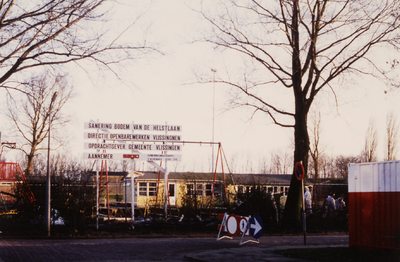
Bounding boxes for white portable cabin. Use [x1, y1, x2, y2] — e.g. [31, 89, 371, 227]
[348, 161, 400, 250]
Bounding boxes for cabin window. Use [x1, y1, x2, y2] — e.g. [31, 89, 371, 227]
[186, 184, 194, 195]
[213, 184, 222, 197]
[196, 184, 204, 196]
[205, 184, 212, 196]
[169, 184, 175, 197]
[283, 187, 289, 196]
[139, 182, 147, 196]
[148, 182, 157, 196]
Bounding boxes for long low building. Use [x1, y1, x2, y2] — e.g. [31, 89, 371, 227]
[91, 171, 299, 208]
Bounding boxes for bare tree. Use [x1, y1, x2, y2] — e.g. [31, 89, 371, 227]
[334, 155, 359, 180]
[270, 151, 282, 174]
[0, 1, 154, 93]
[243, 152, 254, 173]
[308, 109, 325, 213]
[6, 73, 73, 176]
[258, 156, 269, 174]
[308, 108, 324, 182]
[362, 118, 379, 162]
[228, 153, 239, 173]
[385, 111, 399, 161]
[319, 154, 334, 179]
[282, 151, 293, 174]
[198, 0, 400, 228]
[270, 150, 292, 174]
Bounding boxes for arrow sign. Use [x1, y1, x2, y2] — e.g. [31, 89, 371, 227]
[249, 215, 263, 239]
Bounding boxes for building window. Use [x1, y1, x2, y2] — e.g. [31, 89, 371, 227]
[149, 182, 157, 196]
[187, 184, 194, 195]
[205, 184, 212, 196]
[283, 187, 289, 196]
[196, 184, 204, 196]
[169, 184, 175, 197]
[139, 182, 147, 196]
[237, 186, 243, 194]
[214, 184, 222, 197]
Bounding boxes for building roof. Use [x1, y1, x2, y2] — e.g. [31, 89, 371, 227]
[88, 171, 129, 177]
[136, 171, 300, 186]
[87, 171, 312, 186]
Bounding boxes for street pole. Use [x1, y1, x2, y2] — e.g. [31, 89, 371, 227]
[131, 171, 135, 227]
[302, 177, 306, 245]
[45, 92, 58, 237]
[164, 122, 168, 220]
[211, 69, 216, 174]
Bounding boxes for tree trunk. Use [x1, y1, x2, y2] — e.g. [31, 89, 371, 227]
[282, 0, 310, 230]
[25, 151, 35, 177]
[25, 137, 40, 177]
[282, 106, 310, 230]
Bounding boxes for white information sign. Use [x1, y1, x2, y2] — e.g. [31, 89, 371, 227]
[84, 143, 128, 150]
[83, 153, 181, 161]
[145, 154, 182, 161]
[83, 153, 144, 161]
[84, 132, 182, 142]
[84, 122, 181, 132]
[84, 143, 182, 151]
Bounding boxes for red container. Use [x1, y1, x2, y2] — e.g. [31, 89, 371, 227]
[348, 161, 400, 250]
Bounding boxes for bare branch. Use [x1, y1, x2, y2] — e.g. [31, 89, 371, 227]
[196, 0, 400, 228]
[385, 111, 398, 161]
[6, 72, 74, 176]
[0, 1, 156, 93]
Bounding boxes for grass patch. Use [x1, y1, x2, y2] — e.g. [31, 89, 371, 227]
[275, 247, 399, 262]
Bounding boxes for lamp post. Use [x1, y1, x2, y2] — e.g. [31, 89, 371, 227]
[45, 91, 58, 237]
[211, 69, 216, 174]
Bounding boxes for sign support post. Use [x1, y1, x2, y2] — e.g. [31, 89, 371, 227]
[131, 171, 135, 227]
[302, 178, 306, 245]
[240, 215, 262, 245]
[95, 119, 100, 230]
[164, 122, 168, 220]
[131, 121, 135, 227]
[216, 213, 233, 241]
[295, 161, 306, 245]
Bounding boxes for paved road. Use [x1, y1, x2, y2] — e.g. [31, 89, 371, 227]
[0, 235, 348, 262]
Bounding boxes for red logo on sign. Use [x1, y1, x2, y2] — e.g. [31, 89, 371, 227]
[123, 154, 139, 159]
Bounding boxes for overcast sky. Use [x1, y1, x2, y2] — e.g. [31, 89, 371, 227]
[1, 0, 400, 173]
